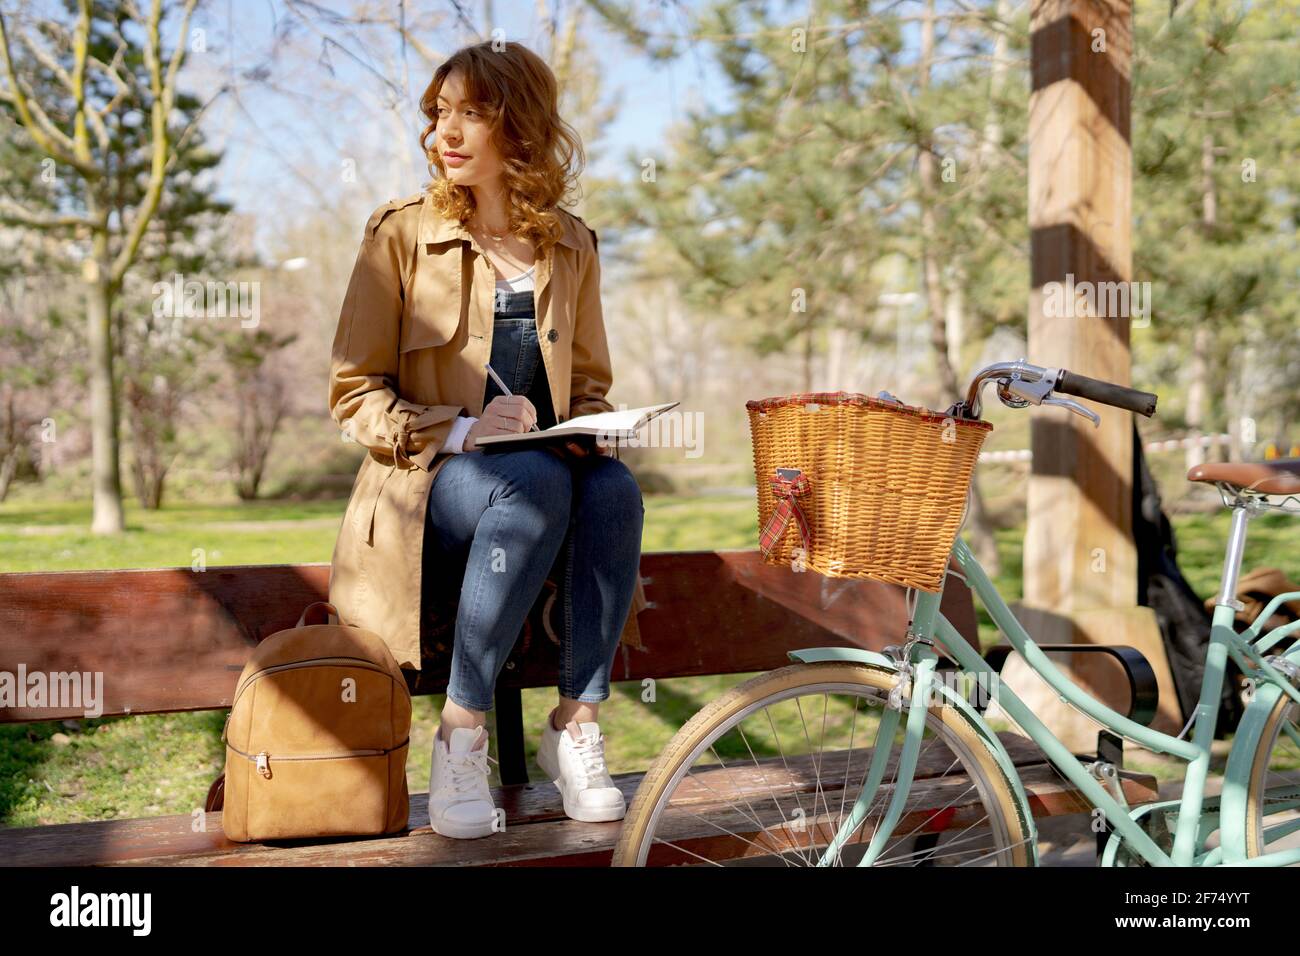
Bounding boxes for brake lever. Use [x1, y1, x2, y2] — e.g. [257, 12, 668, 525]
[1000, 376, 1055, 406]
[1043, 395, 1101, 428]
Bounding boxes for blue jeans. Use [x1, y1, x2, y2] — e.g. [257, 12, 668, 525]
[424, 303, 643, 712]
[425, 449, 644, 712]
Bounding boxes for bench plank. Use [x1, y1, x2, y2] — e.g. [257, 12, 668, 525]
[0, 733, 1156, 867]
[0, 552, 979, 721]
[133, 766, 1160, 868]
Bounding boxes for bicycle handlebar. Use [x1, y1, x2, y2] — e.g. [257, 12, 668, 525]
[959, 360, 1159, 421]
[1055, 370, 1157, 418]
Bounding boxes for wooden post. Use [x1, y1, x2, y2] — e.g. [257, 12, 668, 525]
[997, 0, 1182, 750]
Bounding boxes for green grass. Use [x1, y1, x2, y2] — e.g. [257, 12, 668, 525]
[1, 492, 1296, 824]
[966, 509, 1299, 651]
[0, 494, 759, 572]
[0, 498, 346, 571]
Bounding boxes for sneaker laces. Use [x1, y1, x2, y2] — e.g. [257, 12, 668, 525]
[442, 742, 498, 798]
[570, 731, 612, 787]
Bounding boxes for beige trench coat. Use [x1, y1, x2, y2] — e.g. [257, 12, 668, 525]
[327, 190, 647, 671]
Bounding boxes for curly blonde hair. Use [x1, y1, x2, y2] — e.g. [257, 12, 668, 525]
[419, 41, 587, 257]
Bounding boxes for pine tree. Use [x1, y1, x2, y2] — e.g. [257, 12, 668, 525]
[1131, 0, 1300, 463]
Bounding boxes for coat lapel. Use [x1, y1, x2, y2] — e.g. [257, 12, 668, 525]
[414, 192, 584, 416]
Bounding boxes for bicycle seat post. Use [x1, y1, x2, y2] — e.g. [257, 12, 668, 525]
[1215, 490, 1256, 613]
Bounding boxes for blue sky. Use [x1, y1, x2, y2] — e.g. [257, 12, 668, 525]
[180, 0, 728, 238]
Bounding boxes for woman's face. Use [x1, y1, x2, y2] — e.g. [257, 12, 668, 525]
[434, 71, 503, 190]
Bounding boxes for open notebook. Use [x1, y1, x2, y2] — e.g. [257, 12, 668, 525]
[475, 402, 680, 451]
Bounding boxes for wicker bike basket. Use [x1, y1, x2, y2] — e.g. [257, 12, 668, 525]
[746, 391, 993, 592]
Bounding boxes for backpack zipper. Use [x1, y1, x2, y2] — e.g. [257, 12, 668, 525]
[227, 739, 411, 779]
[223, 657, 405, 748]
[228, 655, 400, 717]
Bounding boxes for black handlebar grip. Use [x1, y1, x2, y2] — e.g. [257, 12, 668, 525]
[1056, 370, 1158, 417]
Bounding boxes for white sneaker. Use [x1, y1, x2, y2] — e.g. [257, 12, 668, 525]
[428, 724, 499, 839]
[536, 709, 626, 823]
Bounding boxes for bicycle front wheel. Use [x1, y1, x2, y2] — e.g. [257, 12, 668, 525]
[611, 661, 1033, 866]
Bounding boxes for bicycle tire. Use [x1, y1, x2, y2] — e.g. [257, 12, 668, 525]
[611, 661, 1033, 866]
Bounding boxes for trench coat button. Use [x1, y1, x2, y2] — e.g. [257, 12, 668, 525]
[547, 328, 559, 342]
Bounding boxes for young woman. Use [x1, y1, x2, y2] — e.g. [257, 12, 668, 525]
[327, 41, 644, 840]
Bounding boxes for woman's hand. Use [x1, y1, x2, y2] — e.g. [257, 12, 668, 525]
[463, 395, 537, 452]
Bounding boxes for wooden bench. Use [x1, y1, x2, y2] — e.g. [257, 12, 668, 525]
[0, 552, 1158, 866]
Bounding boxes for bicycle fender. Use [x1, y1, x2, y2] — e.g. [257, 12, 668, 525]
[787, 646, 897, 670]
[787, 646, 1039, 864]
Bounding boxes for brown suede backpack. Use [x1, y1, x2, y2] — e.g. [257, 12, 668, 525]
[221, 601, 412, 842]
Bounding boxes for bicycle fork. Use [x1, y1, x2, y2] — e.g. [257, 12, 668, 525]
[816, 651, 938, 867]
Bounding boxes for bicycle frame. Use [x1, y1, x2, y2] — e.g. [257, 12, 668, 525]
[766, 360, 1300, 866]
[886, 532, 1300, 867]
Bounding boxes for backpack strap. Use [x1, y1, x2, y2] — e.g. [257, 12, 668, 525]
[297, 602, 340, 628]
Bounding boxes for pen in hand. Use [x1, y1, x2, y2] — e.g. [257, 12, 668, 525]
[484, 362, 540, 432]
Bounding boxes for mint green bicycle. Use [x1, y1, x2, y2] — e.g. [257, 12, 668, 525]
[612, 360, 1300, 867]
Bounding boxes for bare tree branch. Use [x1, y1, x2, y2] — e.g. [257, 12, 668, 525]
[18, 29, 75, 94]
[362, 5, 444, 68]
[111, 0, 200, 285]
[70, 0, 96, 166]
[89, 30, 135, 120]
[0, 10, 95, 174]
[160, 84, 228, 177]
[0, 196, 97, 229]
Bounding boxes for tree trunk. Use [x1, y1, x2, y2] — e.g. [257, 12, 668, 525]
[1187, 112, 1218, 471]
[944, 267, 964, 375]
[979, 0, 1013, 172]
[1184, 324, 1211, 470]
[917, 0, 1000, 574]
[0, 450, 17, 502]
[917, 5, 961, 404]
[1225, 345, 1251, 463]
[85, 236, 125, 534]
[0, 385, 18, 502]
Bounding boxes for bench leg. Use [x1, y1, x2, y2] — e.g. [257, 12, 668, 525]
[495, 686, 530, 785]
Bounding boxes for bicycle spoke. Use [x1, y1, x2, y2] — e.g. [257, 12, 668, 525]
[793, 694, 839, 854]
[887, 833, 1036, 868]
[619, 667, 1024, 867]
[657, 799, 813, 863]
[837, 694, 863, 837]
[715, 714, 815, 864]
[648, 836, 725, 867]
[828, 735, 906, 865]
[759, 703, 821, 864]
[875, 816, 996, 866]
[878, 806, 987, 868]
[683, 761, 772, 836]
[876, 776, 978, 850]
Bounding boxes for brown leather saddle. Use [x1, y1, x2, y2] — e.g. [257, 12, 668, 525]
[1186, 458, 1300, 496]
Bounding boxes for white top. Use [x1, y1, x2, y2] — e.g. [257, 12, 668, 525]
[443, 263, 538, 454]
[494, 263, 536, 293]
